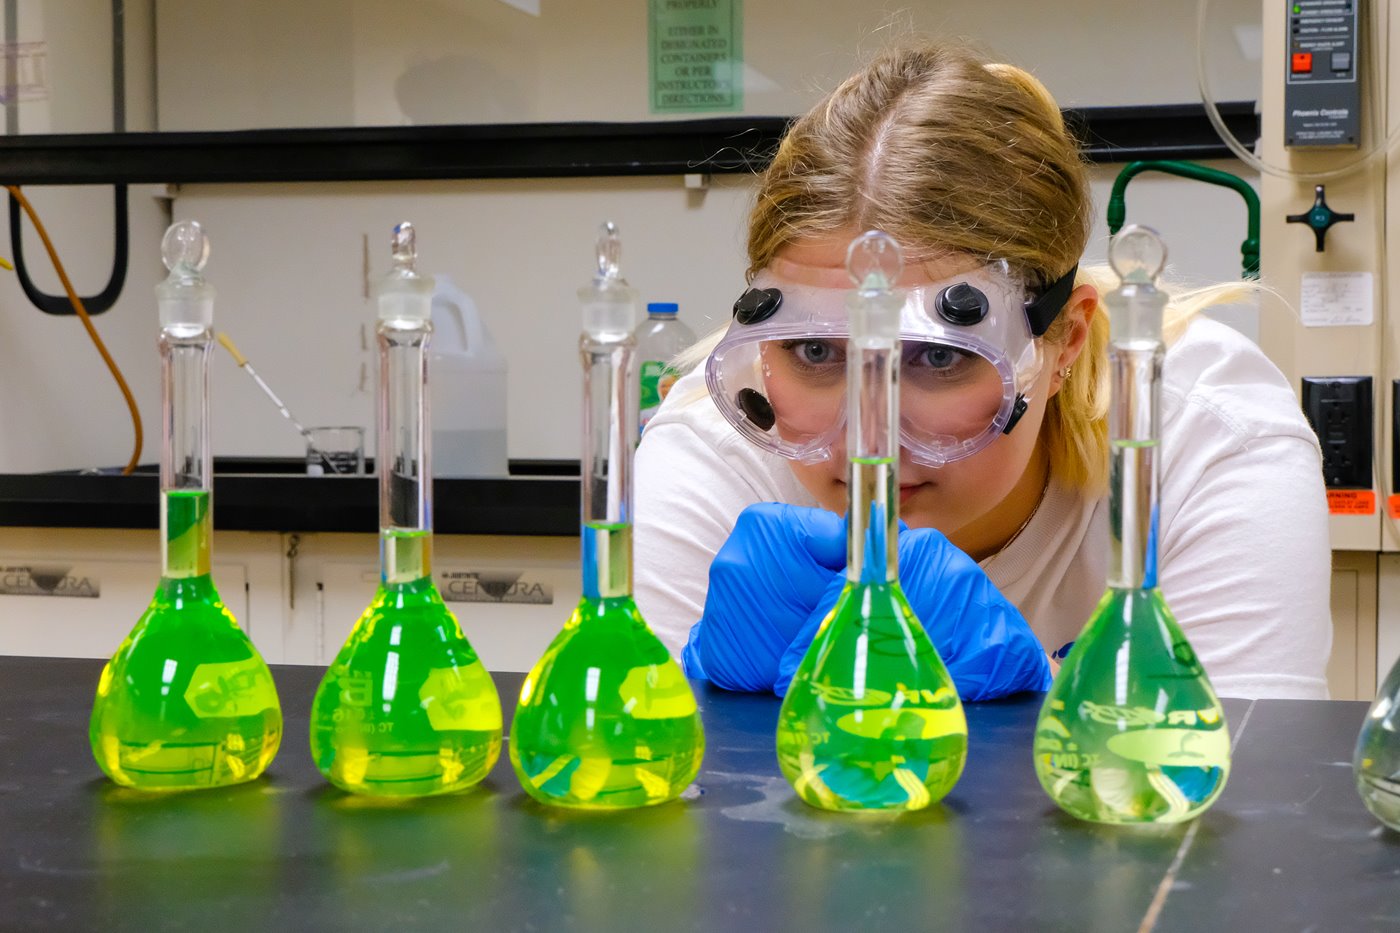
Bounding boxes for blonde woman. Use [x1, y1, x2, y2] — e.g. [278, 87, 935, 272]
[634, 40, 1332, 701]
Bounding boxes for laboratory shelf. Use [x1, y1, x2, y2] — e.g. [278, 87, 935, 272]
[0, 655, 1386, 932]
[0, 103, 1258, 185]
[0, 458, 579, 535]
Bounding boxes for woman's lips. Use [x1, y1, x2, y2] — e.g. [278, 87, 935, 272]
[834, 480, 930, 505]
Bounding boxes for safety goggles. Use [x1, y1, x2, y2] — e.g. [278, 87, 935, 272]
[705, 262, 1076, 467]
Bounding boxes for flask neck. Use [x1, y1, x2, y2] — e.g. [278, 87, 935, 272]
[846, 333, 899, 585]
[382, 528, 431, 585]
[582, 522, 631, 600]
[580, 335, 636, 599]
[159, 326, 214, 578]
[1107, 343, 1163, 590]
[160, 328, 212, 496]
[378, 321, 432, 583]
[847, 459, 897, 584]
[161, 488, 211, 579]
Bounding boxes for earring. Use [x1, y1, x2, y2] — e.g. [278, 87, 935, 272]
[1061, 366, 1073, 379]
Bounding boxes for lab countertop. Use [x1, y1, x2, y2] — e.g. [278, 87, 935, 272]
[0, 655, 1393, 932]
[0, 458, 580, 535]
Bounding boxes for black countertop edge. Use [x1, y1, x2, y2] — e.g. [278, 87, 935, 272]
[0, 103, 1258, 185]
[0, 459, 582, 536]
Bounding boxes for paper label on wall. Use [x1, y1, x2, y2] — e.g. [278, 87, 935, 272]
[0, 42, 49, 103]
[0, 565, 99, 598]
[439, 570, 554, 605]
[649, 0, 743, 113]
[1299, 272, 1373, 326]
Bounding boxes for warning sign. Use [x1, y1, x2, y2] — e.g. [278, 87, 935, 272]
[649, 0, 743, 114]
[1327, 489, 1376, 515]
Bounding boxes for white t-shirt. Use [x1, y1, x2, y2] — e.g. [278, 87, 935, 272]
[634, 316, 1333, 700]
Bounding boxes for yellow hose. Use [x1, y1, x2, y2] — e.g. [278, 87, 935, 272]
[7, 186, 143, 475]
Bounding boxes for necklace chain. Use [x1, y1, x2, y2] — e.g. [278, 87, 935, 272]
[983, 475, 1051, 569]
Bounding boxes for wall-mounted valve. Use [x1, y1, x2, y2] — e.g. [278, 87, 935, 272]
[1286, 185, 1354, 252]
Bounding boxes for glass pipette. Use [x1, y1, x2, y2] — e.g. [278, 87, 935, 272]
[216, 331, 343, 474]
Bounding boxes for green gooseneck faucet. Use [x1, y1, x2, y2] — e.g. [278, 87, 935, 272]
[1106, 160, 1260, 280]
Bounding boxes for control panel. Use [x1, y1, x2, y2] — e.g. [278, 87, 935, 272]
[1284, 0, 1361, 148]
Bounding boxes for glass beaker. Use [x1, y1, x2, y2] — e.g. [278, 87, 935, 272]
[306, 426, 365, 475]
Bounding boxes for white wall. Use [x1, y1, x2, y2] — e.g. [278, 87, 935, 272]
[172, 176, 755, 462]
[156, 0, 1263, 130]
[0, 1, 164, 474]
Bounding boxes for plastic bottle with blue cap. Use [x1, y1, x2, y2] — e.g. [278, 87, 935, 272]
[635, 300, 695, 438]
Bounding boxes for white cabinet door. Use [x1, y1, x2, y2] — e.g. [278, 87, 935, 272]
[0, 528, 284, 661]
[300, 533, 581, 672]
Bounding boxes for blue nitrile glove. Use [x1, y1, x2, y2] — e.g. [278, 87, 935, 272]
[775, 526, 1054, 701]
[681, 503, 847, 692]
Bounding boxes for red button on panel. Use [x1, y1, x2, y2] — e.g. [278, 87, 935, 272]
[1292, 51, 1313, 73]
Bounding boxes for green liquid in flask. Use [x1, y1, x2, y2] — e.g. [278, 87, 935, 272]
[310, 530, 502, 797]
[1033, 588, 1229, 823]
[510, 523, 704, 809]
[90, 490, 282, 790]
[776, 459, 968, 812]
[1035, 226, 1230, 825]
[1353, 656, 1400, 830]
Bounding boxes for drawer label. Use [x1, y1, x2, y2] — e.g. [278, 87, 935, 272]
[439, 570, 554, 605]
[0, 565, 99, 598]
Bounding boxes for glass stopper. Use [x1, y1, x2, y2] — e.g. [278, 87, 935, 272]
[391, 221, 417, 271]
[1108, 224, 1167, 285]
[595, 221, 622, 282]
[846, 230, 903, 291]
[161, 220, 209, 273]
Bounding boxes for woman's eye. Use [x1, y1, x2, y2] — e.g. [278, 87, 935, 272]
[798, 341, 834, 365]
[921, 345, 964, 369]
[780, 340, 841, 366]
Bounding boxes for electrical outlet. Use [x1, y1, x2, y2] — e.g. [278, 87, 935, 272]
[1392, 380, 1399, 495]
[1301, 376, 1372, 489]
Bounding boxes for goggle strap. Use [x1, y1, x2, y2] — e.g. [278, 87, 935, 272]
[1002, 394, 1029, 435]
[1024, 263, 1079, 337]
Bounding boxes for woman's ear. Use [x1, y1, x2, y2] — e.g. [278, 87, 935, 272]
[1048, 283, 1098, 397]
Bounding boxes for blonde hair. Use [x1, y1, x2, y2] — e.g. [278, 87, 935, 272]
[1047, 268, 1258, 491]
[728, 39, 1253, 493]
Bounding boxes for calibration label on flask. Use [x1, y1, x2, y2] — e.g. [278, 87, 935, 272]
[419, 668, 504, 731]
[1104, 728, 1230, 768]
[812, 683, 965, 740]
[0, 565, 99, 598]
[619, 665, 698, 718]
[1036, 702, 1229, 770]
[437, 570, 553, 605]
[184, 660, 277, 718]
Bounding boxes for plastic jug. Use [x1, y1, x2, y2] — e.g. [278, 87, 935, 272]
[429, 275, 509, 478]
